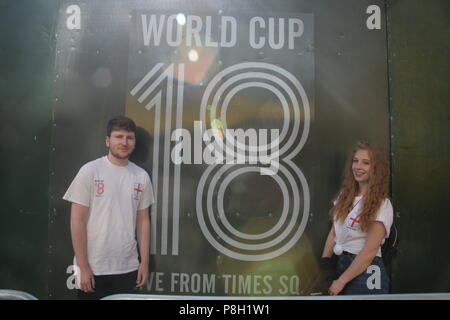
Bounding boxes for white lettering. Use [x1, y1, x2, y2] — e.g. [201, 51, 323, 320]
[146, 272, 164, 291]
[65, 265, 80, 290]
[279, 275, 300, 294]
[249, 17, 265, 49]
[366, 5, 381, 30]
[288, 19, 304, 49]
[171, 129, 191, 164]
[194, 121, 203, 164]
[222, 274, 272, 295]
[366, 265, 381, 289]
[139, 272, 303, 295]
[179, 304, 214, 317]
[166, 14, 183, 47]
[171, 272, 179, 292]
[66, 5, 81, 30]
[228, 128, 258, 164]
[204, 16, 218, 47]
[268, 18, 284, 50]
[203, 129, 224, 164]
[186, 15, 203, 46]
[220, 16, 237, 47]
[170, 121, 279, 172]
[140, 14, 304, 49]
[251, 17, 303, 49]
[142, 14, 165, 46]
[171, 273, 216, 294]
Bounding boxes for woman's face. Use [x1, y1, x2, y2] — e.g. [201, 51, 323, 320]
[352, 149, 371, 184]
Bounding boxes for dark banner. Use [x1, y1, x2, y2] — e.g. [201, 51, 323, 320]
[50, 0, 389, 299]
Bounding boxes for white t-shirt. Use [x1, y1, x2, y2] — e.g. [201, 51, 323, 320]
[63, 156, 155, 275]
[333, 196, 393, 257]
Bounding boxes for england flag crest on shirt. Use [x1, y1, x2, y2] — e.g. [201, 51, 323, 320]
[133, 183, 143, 200]
[347, 214, 361, 231]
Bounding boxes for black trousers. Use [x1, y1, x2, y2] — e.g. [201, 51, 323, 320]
[77, 270, 138, 300]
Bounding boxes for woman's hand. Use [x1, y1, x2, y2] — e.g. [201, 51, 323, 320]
[328, 278, 346, 296]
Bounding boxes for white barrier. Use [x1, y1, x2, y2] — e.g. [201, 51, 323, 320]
[102, 293, 450, 300]
[0, 290, 38, 300]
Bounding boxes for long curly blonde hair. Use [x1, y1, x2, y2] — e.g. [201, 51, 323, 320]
[330, 141, 390, 231]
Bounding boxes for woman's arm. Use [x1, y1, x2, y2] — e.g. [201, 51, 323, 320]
[328, 221, 386, 295]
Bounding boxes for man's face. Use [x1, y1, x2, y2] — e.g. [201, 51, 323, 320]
[105, 129, 136, 160]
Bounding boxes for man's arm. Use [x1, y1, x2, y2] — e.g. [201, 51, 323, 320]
[136, 207, 150, 287]
[70, 202, 95, 292]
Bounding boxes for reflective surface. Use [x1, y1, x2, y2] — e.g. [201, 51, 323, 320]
[48, 0, 391, 298]
[11, 0, 449, 300]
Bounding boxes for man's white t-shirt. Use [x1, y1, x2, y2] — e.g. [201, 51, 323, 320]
[63, 156, 154, 275]
[333, 196, 393, 257]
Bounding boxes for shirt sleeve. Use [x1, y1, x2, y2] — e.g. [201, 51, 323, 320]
[375, 199, 394, 238]
[137, 173, 155, 210]
[62, 167, 91, 207]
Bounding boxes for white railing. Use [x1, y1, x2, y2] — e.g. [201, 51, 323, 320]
[1, 289, 448, 300]
[0, 290, 38, 300]
[102, 293, 450, 300]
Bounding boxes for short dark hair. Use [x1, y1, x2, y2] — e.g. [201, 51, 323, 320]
[107, 116, 136, 136]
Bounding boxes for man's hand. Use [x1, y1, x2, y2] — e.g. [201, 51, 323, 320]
[136, 208, 150, 288]
[136, 263, 149, 288]
[78, 265, 95, 293]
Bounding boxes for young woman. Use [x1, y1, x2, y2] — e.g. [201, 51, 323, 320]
[321, 141, 393, 295]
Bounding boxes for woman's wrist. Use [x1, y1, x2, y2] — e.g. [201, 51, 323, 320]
[336, 276, 348, 286]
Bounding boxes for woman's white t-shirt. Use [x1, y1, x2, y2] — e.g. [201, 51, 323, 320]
[333, 197, 393, 257]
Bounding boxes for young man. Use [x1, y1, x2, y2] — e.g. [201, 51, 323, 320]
[63, 116, 154, 300]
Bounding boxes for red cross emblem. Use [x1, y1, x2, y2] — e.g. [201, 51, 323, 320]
[134, 184, 143, 193]
[134, 183, 143, 199]
[349, 215, 361, 228]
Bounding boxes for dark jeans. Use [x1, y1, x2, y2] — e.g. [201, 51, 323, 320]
[77, 270, 138, 300]
[336, 252, 390, 295]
